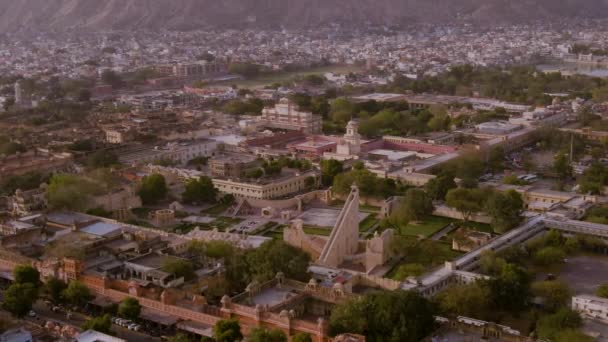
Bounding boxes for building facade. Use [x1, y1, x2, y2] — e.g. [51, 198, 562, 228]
[259, 99, 322, 134]
[212, 171, 319, 200]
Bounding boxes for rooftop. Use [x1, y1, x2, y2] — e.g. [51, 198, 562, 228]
[80, 222, 122, 237]
[76, 330, 126, 342]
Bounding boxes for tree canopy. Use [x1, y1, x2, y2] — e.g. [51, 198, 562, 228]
[213, 319, 243, 342]
[329, 290, 437, 342]
[82, 314, 112, 334]
[62, 280, 94, 306]
[485, 189, 524, 233]
[2, 283, 38, 317]
[445, 188, 485, 222]
[14, 264, 40, 285]
[389, 188, 433, 226]
[138, 174, 168, 205]
[182, 176, 218, 204]
[248, 327, 288, 342]
[118, 297, 142, 320]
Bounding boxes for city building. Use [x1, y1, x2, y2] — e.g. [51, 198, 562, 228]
[259, 99, 322, 134]
[212, 170, 319, 200]
[0, 150, 73, 178]
[209, 153, 260, 179]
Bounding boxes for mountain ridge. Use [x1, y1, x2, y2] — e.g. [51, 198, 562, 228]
[1, 0, 608, 32]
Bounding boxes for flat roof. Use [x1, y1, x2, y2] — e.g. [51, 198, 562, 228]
[351, 93, 406, 102]
[369, 149, 417, 161]
[46, 211, 92, 226]
[80, 222, 122, 237]
[209, 135, 246, 145]
[76, 330, 126, 342]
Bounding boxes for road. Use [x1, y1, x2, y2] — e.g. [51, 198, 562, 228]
[0, 296, 160, 342]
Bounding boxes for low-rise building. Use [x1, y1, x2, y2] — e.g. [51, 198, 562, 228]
[209, 153, 259, 179]
[213, 170, 319, 200]
[572, 295, 608, 324]
[0, 150, 73, 178]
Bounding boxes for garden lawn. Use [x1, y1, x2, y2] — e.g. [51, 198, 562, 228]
[201, 202, 231, 216]
[303, 225, 332, 236]
[397, 216, 456, 237]
[359, 216, 379, 232]
[211, 217, 243, 231]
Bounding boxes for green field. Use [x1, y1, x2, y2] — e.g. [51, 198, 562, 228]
[397, 216, 493, 237]
[218, 65, 363, 88]
[303, 225, 332, 236]
[201, 202, 232, 216]
[359, 216, 379, 232]
[397, 216, 455, 237]
[387, 239, 464, 280]
[212, 217, 244, 230]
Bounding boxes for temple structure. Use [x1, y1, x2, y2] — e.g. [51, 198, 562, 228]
[284, 186, 394, 273]
[318, 185, 361, 268]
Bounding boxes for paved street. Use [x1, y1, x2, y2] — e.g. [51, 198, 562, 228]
[0, 292, 160, 342]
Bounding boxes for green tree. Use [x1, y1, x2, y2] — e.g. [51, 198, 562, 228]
[445, 188, 485, 222]
[46, 174, 103, 211]
[485, 189, 524, 233]
[329, 290, 437, 342]
[487, 147, 505, 173]
[62, 280, 94, 307]
[425, 174, 457, 200]
[390, 188, 433, 225]
[118, 297, 141, 320]
[329, 98, 355, 124]
[44, 277, 67, 304]
[304, 176, 316, 190]
[536, 308, 582, 340]
[435, 282, 493, 320]
[320, 159, 343, 187]
[161, 258, 196, 281]
[246, 240, 310, 282]
[182, 176, 217, 204]
[292, 333, 313, 342]
[138, 174, 168, 205]
[555, 329, 595, 342]
[82, 314, 112, 334]
[484, 263, 531, 313]
[2, 283, 38, 317]
[479, 250, 507, 276]
[578, 162, 608, 195]
[14, 264, 40, 285]
[533, 246, 566, 266]
[532, 280, 571, 311]
[86, 150, 119, 168]
[248, 327, 287, 342]
[553, 152, 572, 180]
[213, 319, 243, 342]
[596, 283, 608, 298]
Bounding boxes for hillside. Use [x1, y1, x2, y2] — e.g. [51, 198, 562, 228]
[0, 0, 607, 32]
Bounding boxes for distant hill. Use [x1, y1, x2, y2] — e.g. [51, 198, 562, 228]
[1, 0, 607, 32]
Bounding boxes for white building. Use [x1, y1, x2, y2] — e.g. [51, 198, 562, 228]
[76, 330, 126, 342]
[572, 295, 608, 323]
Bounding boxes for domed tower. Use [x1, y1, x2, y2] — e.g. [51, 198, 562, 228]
[343, 120, 361, 155]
